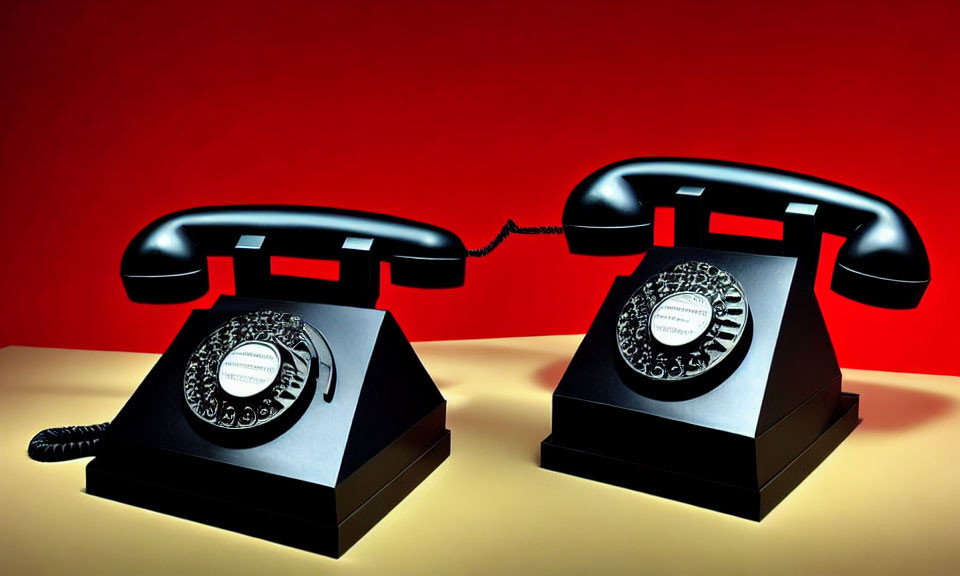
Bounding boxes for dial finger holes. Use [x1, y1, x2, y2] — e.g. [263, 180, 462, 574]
[616, 261, 750, 382]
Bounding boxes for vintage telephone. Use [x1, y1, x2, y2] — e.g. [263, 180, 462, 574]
[33, 206, 466, 557]
[26, 160, 930, 551]
[540, 158, 930, 520]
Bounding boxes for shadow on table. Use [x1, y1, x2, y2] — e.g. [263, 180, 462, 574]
[846, 382, 953, 432]
[533, 358, 571, 393]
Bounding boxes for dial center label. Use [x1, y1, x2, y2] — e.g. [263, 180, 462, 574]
[218, 341, 281, 398]
[649, 292, 713, 347]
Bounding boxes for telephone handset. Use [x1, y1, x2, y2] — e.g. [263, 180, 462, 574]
[122, 205, 466, 305]
[563, 157, 929, 307]
[542, 158, 930, 521]
[35, 206, 466, 558]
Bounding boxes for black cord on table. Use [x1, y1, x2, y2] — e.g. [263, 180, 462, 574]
[28, 422, 110, 462]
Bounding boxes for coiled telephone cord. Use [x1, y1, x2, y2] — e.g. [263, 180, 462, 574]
[28, 422, 110, 462]
[467, 220, 563, 257]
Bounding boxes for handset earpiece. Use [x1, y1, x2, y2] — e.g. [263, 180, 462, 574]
[830, 209, 929, 308]
[121, 214, 210, 303]
[562, 166, 655, 255]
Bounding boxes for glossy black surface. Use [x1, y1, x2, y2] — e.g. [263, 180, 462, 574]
[542, 248, 856, 520]
[121, 206, 467, 303]
[541, 394, 859, 521]
[563, 158, 930, 308]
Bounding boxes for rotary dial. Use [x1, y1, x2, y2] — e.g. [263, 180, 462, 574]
[616, 261, 749, 382]
[183, 310, 332, 433]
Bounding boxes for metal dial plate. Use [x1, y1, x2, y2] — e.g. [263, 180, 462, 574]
[616, 261, 749, 381]
[183, 310, 333, 431]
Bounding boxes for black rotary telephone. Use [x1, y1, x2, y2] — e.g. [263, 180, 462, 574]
[33, 206, 466, 558]
[541, 158, 930, 520]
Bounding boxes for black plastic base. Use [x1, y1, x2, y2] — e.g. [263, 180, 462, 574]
[85, 296, 451, 558]
[541, 393, 859, 521]
[88, 430, 450, 558]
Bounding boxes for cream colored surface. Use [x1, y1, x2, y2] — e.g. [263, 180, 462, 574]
[1, 339, 958, 575]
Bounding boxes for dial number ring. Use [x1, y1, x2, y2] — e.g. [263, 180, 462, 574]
[616, 261, 749, 382]
[183, 310, 330, 432]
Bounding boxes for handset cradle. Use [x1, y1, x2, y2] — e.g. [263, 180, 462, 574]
[232, 233, 381, 307]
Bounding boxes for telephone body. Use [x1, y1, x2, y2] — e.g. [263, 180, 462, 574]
[540, 158, 930, 520]
[86, 206, 466, 557]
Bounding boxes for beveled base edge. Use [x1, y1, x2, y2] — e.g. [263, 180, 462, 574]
[540, 393, 859, 521]
[87, 431, 450, 558]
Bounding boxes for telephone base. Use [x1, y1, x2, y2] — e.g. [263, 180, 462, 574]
[87, 429, 450, 558]
[540, 393, 859, 521]
[85, 297, 451, 558]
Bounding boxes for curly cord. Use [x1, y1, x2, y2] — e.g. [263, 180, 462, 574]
[468, 220, 563, 257]
[28, 422, 110, 462]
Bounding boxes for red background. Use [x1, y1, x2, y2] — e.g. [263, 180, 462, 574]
[1, 0, 957, 376]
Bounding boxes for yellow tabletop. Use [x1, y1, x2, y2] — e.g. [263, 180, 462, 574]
[1, 337, 958, 575]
